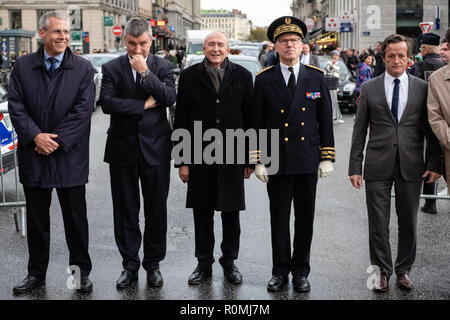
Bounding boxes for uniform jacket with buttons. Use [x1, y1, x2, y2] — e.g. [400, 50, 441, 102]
[174, 59, 253, 211]
[252, 63, 335, 175]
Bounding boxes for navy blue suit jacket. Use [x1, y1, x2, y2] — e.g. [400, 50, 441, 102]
[100, 53, 176, 166]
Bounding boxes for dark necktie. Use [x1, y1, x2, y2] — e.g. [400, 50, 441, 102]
[288, 67, 296, 97]
[391, 78, 400, 123]
[48, 57, 58, 76]
[135, 72, 141, 90]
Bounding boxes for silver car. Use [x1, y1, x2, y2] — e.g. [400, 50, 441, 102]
[82, 53, 120, 108]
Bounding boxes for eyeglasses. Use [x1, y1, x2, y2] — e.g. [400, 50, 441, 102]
[277, 38, 301, 46]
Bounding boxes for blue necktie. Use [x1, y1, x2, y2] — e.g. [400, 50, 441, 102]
[135, 72, 141, 90]
[391, 78, 400, 123]
[48, 57, 58, 76]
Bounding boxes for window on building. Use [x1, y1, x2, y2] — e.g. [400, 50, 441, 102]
[10, 9, 22, 29]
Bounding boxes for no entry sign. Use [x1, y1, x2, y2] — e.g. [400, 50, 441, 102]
[112, 26, 122, 36]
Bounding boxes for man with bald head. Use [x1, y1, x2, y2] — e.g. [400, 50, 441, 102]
[174, 31, 254, 285]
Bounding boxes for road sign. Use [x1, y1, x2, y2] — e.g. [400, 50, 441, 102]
[340, 22, 352, 33]
[104, 16, 113, 27]
[341, 11, 352, 21]
[112, 26, 122, 36]
[326, 18, 340, 32]
[419, 22, 433, 34]
[305, 18, 314, 31]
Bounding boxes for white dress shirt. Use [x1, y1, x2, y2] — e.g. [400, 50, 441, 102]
[301, 53, 310, 65]
[129, 55, 148, 81]
[280, 61, 300, 86]
[384, 71, 409, 121]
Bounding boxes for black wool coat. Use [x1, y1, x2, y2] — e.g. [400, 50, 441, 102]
[174, 60, 253, 211]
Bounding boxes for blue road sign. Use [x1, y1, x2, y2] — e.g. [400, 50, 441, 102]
[340, 22, 352, 33]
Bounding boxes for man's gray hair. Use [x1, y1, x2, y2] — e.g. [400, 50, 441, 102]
[124, 17, 152, 38]
[39, 11, 68, 30]
[204, 31, 229, 46]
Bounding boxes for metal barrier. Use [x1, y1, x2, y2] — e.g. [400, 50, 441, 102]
[0, 101, 26, 236]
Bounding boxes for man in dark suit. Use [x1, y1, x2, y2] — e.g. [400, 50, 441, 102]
[100, 17, 176, 289]
[301, 43, 320, 68]
[252, 16, 335, 293]
[8, 11, 94, 294]
[349, 34, 442, 293]
[174, 31, 254, 285]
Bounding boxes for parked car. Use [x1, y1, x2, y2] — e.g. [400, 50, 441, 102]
[317, 55, 357, 113]
[229, 45, 261, 59]
[81, 53, 120, 108]
[0, 90, 18, 175]
[186, 54, 262, 83]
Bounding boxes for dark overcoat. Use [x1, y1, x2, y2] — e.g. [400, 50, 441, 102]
[174, 59, 253, 211]
[7, 46, 94, 188]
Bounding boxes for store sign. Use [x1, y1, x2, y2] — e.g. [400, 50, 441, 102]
[156, 20, 166, 26]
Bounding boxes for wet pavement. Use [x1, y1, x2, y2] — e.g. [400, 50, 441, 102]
[0, 110, 449, 300]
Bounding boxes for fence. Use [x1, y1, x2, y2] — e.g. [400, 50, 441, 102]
[0, 101, 26, 236]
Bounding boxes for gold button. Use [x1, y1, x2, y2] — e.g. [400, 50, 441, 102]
[284, 123, 289, 127]
[281, 109, 285, 114]
[301, 137, 305, 141]
[302, 107, 306, 111]
[301, 122, 305, 126]
[284, 137, 289, 142]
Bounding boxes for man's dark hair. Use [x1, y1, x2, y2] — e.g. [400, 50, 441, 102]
[381, 34, 411, 57]
[124, 17, 152, 38]
[446, 28, 450, 43]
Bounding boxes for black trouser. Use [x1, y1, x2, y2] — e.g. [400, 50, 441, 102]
[365, 158, 421, 277]
[192, 209, 240, 270]
[109, 154, 170, 272]
[24, 185, 92, 278]
[267, 173, 318, 278]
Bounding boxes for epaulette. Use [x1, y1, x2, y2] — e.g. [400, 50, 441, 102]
[256, 65, 274, 76]
[306, 65, 324, 73]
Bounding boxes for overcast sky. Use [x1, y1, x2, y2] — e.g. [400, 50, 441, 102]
[201, 0, 293, 28]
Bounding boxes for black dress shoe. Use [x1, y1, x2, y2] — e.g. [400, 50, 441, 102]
[223, 264, 243, 284]
[147, 269, 163, 287]
[76, 276, 93, 294]
[116, 269, 138, 289]
[421, 200, 437, 214]
[267, 275, 288, 292]
[13, 276, 45, 294]
[292, 276, 311, 293]
[188, 266, 212, 285]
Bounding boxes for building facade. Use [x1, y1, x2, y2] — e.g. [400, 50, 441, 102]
[0, 0, 151, 54]
[292, 0, 449, 53]
[165, 0, 201, 50]
[200, 9, 251, 41]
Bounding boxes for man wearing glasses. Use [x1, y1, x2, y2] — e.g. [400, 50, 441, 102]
[252, 16, 335, 293]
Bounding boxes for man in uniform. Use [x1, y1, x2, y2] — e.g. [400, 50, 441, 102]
[408, 32, 446, 215]
[252, 16, 335, 293]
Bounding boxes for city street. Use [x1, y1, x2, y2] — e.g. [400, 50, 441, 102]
[0, 109, 449, 300]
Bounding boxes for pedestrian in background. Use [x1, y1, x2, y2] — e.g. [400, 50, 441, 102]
[325, 50, 344, 123]
[301, 43, 320, 67]
[174, 31, 254, 286]
[408, 32, 446, 215]
[8, 11, 95, 294]
[440, 38, 449, 64]
[349, 34, 442, 293]
[100, 17, 176, 290]
[354, 53, 374, 95]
